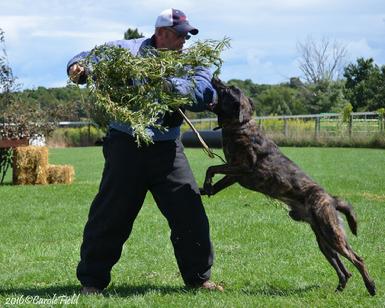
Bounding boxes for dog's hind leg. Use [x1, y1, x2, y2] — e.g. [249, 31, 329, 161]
[335, 242, 376, 296]
[312, 226, 351, 292]
[313, 217, 376, 296]
[335, 254, 352, 284]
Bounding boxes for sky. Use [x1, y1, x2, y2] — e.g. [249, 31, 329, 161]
[1, 0, 385, 90]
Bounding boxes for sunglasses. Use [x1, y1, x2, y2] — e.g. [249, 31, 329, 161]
[166, 27, 191, 40]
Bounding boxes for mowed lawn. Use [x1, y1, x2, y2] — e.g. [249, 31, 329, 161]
[0, 146, 384, 307]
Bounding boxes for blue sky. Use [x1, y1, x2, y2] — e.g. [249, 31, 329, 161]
[1, 0, 384, 89]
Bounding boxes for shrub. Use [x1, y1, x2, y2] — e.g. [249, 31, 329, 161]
[47, 126, 105, 147]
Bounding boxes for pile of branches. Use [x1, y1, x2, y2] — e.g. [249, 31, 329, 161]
[81, 38, 230, 145]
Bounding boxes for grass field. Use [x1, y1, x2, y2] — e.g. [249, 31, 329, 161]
[0, 146, 384, 307]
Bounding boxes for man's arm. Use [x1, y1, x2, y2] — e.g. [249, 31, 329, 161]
[167, 66, 217, 112]
[66, 39, 146, 85]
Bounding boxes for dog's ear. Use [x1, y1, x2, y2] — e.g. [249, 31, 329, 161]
[211, 77, 226, 91]
[239, 92, 254, 123]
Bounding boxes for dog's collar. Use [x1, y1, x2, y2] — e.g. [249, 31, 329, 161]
[220, 119, 253, 131]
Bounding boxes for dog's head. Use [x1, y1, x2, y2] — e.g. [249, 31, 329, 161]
[211, 78, 254, 126]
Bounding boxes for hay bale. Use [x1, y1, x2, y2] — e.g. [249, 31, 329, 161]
[47, 164, 75, 184]
[13, 146, 48, 185]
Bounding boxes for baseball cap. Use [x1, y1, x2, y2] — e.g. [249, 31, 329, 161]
[155, 8, 199, 36]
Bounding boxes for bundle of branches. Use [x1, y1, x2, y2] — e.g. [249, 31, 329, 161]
[82, 38, 230, 145]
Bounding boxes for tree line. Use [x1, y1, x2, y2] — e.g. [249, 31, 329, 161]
[1, 28, 385, 124]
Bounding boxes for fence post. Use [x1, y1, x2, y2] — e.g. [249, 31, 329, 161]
[284, 119, 288, 137]
[88, 123, 91, 145]
[348, 115, 353, 138]
[380, 113, 384, 133]
[315, 117, 320, 139]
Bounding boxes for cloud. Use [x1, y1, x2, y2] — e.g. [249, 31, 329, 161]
[346, 39, 380, 61]
[2, 0, 385, 88]
[0, 15, 45, 43]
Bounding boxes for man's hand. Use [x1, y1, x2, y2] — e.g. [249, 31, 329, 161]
[69, 63, 85, 83]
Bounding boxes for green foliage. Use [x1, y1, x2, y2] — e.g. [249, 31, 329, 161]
[82, 39, 230, 145]
[227, 79, 347, 116]
[48, 126, 105, 147]
[344, 58, 385, 111]
[378, 107, 385, 118]
[123, 28, 144, 40]
[0, 28, 18, 105]
[300, 80, 349, 114]
[0, 148, 12, 184]
[0, 28, 18, 109]
[255, 86, 308, 115]
[0, 30, 65, 138]
[15, 85, 92, 121]
[341, 103, 353, 123]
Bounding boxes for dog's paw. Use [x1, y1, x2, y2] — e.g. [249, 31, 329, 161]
[199, 187, 207, 195]
[203, 182, 213, 196]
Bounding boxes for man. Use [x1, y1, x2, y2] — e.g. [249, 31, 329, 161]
[67, 8, 223, 294]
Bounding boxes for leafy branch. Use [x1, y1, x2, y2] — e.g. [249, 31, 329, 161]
[82, 38, 230, 145]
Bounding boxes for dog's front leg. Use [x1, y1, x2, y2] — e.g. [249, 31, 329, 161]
[202, 164, 252, 196]
[200, 175, 238, 196]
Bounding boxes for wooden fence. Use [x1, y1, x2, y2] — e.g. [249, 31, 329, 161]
[182, 112, 384, 139]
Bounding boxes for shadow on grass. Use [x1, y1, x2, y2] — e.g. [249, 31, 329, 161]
[0, 285, 81, 297]
[105, 284, 186, 297]
[0, 283, 321, 298]
[241, 284, 321, 297]
[0, 284, 186, 298]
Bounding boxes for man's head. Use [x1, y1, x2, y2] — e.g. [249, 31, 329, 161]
[154, 8, 198, 50]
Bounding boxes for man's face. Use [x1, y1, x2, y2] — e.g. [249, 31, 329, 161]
[157, 27, 189, 50]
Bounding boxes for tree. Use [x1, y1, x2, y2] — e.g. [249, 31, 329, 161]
[123, 28, 144, 40]
[1, 28, 19, 183]
[0, 28, 18, 110]
[301, 80, 348, 114]
[0, 29, 65, 183]
[343, 58, 385, 111]
[297, 36, 347, 84]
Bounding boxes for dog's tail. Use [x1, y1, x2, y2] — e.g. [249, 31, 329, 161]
[335, 200, 358, 236]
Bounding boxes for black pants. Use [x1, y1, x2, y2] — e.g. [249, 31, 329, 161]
[76, 129, 214, 289]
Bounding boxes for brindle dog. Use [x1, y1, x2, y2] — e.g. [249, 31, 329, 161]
[200, 78, 376, 296]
